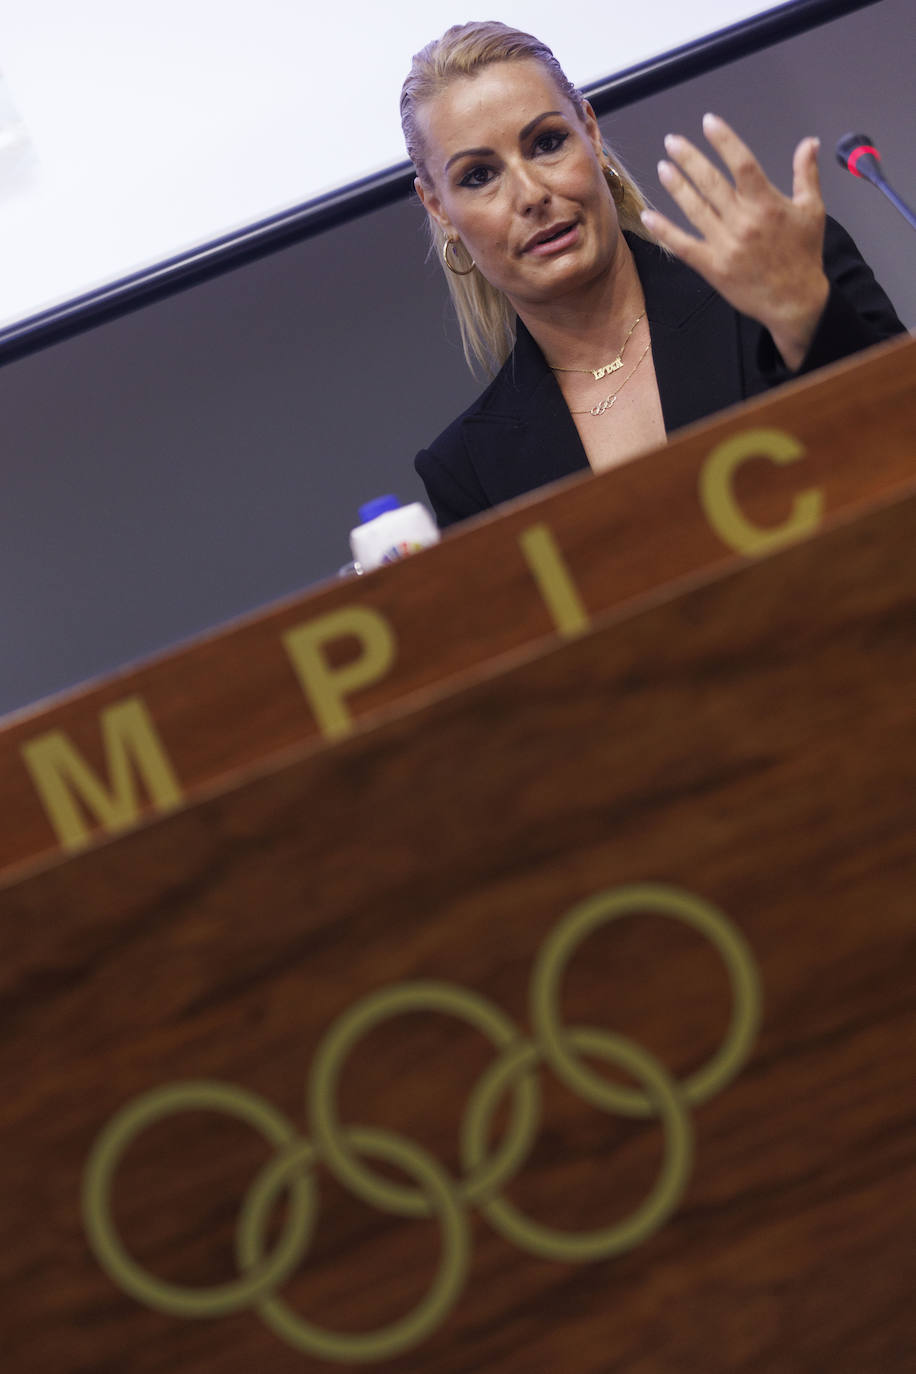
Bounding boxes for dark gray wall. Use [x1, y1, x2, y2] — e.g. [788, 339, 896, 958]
[2, 0, 913, 718]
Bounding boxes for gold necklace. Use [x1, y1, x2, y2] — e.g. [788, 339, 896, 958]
[568, 341, 651, 416]
[549, 312, 645, 381]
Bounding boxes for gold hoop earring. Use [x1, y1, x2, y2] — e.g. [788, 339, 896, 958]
[443, 237, 476, 276]
[604, 163, 625, 207]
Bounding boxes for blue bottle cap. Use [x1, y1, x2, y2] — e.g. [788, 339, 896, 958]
[358, 494, 401, 523]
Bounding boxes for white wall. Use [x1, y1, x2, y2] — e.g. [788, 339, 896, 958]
[1, 0, 913, 717]
[0, 0, 808, 330]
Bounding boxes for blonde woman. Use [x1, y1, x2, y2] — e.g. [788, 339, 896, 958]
[401, 21, 904, 527]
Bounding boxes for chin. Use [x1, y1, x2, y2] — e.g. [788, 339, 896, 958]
[530, 250, 606, 295]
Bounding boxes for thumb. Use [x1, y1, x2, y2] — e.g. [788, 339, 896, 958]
[792, 135, 822, 206]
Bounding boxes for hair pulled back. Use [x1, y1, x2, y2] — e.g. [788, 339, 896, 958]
[400, 20, 651, 375]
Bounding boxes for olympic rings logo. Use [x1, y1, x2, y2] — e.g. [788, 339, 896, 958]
[83, 883, 761, 1364]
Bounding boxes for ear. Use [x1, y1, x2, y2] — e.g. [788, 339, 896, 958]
[581, 100, 604, 159]
[414, 175, 454, 236]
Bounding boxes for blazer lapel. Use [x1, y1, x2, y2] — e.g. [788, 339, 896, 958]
[459, 321, 590, 507]
[629, 234, 745, 433]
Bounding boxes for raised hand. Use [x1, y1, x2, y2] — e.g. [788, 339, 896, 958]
[641, 113, 830, 371]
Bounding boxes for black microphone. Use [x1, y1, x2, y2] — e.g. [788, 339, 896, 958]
[836, 132, 916, 232]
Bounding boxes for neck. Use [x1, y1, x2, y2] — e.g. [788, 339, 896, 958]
[512, 232, 645, 371]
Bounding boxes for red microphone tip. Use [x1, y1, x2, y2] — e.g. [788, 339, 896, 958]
[847, 144, 881, 177]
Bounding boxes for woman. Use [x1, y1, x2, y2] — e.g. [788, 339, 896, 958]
[401, 21, 905, 528]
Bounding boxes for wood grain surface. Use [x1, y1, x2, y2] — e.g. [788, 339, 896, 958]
[2, 334, 914, 879]
[1, 484, 914, 1372]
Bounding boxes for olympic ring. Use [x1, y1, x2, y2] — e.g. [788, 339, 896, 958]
[83, 882, 761, 1363]
[238, 1127, 469, 1363]
[532, 884, 762, 1118]
[82, 1081, 314, 1318]
[463, 1027, 692, 1261]
[308, 980, 540, 1217]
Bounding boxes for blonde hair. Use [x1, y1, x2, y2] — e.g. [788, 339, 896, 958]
[400, 20, 652, 376]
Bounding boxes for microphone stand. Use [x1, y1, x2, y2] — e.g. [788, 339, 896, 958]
[870, 178, 916, 234]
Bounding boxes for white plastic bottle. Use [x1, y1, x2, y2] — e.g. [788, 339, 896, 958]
[348, 495, 440, 573]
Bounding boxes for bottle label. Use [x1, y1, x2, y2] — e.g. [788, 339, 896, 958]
[379, 540, 426, 565]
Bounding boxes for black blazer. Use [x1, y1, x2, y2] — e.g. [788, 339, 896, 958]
[416, 221, 905, 528]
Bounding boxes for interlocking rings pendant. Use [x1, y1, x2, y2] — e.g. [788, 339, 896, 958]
[590, 395, 618, 417]
[83, 883, 761, 1363]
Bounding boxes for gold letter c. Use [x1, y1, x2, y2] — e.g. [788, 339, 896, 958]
[699, 427, 823, 556]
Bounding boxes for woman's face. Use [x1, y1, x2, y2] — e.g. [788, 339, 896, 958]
[415, 60, 620, 310]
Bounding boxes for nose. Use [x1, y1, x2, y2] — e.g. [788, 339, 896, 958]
[509, 160, 551, 214]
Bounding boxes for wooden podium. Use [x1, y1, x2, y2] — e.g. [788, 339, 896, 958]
[2, 337, 915, 1372]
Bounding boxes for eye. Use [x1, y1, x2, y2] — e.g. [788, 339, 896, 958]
[533, 130, 568, 155]
[458, 164, 494, 189]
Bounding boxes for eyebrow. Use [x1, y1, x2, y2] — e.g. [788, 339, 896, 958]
[444, 111, 564, 172]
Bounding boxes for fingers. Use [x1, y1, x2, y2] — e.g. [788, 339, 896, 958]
[644, 116, 824, 261]
[656, 149, 723, 234]
[638, 207, 705, 269]
[657, 114, 772, 219]
[699, 113, 770, 197]
[792, 135, 824, 207]
[659, 130, 735, 220]
[653, 113, 776, 238]
[649, 115, 825, 245]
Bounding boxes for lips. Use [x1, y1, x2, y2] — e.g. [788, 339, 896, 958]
[522, 221, 580, 255]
